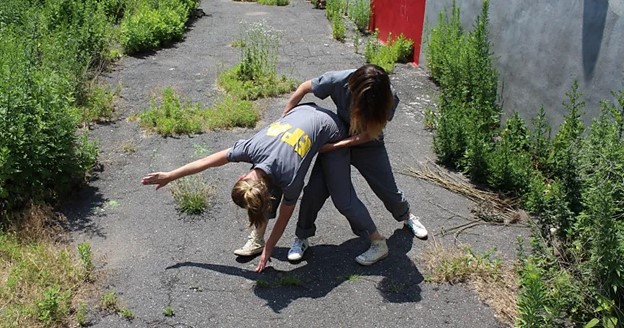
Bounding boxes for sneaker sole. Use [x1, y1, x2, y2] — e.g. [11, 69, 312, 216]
[233, 247, 264, 257]
[287, 246, 308, 261]
[355, 252, 388, 266]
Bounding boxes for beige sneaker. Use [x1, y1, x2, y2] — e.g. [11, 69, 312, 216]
[234, 230, 265, 256]
[355, 238, 388, 266]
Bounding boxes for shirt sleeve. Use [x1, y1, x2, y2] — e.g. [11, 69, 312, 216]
[227, 139, 251, 163]
[310, 71, 339, 100]
[281, 181, 303, 205]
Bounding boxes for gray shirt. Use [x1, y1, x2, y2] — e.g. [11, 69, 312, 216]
[310, 69, 400, 126]
[227, 104, 346, 205]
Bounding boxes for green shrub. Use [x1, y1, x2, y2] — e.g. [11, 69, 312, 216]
[207, 96, 259, 129]
[139, 88, 260, 136]
[120, 0, 198, 54]
[348, 0, 370, 32]
[139, 87, 205, 136]
[364, 31, 414, 73]
[332, 14, 346, 41]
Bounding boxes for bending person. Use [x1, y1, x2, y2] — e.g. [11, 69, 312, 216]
[283, 64, 429, 263]
[142, 103, 387, 272]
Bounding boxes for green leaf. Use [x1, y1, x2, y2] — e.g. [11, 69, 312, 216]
[584, 318, 599, 328]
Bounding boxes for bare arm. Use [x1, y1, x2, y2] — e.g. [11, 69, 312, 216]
[141, 148, 231, 189]
[256, 203, 296, 272]
[282, 80, 313, 117]
[319, 133, 372, 153]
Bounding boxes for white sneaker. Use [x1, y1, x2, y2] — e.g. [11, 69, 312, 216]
[234, 231, 265, 256]
[355, 239, 389, 266]
[287, 237, 309, 261]
[405, 214, 428, 239]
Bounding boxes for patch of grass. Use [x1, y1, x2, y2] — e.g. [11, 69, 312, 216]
[332, 15, 346, 42]
[206, 95, 259, 129]
[73, 83, 120, 125]
[0, 206, 94, 328]
[347, 0, 370, 32]
[218, 21, 297, 100]
[75, 302, 88, 327]
[121, 140, 137, 154]
[255, 275, 303, 288]
[420, 239, 518, 325]
[169, 176, 215, 215]
[163, 306, 175, 317]
[99, 291, 118, 312]
[217, 65, 297, 101]
[277, 275, 303, 287]
[337, 274, 362, 282]
[77, 242, 94, 279]
[139, 87, 205, 136]
[257, 0, 289, 5]
[365, 31, 414, 73]
[118, 307, 134, 320]
[139, 88, 260, 136]
[256, 279, 271, 288]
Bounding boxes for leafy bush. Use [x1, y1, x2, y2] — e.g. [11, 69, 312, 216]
[332, 14, 346, 41]
[139, 87, 205, 136]
[120, 0, 198, 54]
[348, 0, 370, 32]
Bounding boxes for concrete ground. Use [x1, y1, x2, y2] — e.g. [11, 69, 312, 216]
[63, 0, 528, 327]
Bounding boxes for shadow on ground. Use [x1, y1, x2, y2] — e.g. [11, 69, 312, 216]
[166, 228, 423, 313]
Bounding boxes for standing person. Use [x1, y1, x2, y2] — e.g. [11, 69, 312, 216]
[142, 103, 388, 272]
[283, 64, 428, 262]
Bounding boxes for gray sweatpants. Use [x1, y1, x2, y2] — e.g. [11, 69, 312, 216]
[296, 146, 378, 238]
[295, 139, 410, 239]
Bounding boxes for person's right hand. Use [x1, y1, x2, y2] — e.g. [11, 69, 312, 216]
[141, 172, 172, 190]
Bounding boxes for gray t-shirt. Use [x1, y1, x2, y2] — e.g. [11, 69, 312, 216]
[310, 69, 400, 125]
[227, 104, 346, 205]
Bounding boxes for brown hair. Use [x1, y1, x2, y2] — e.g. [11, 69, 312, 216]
[231, 177, 272, 229]
[348, 64, 394, 139]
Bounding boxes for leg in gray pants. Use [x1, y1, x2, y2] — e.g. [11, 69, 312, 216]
[350, 139, 410, 222]
[295, 139, 409, 238]
[296, 147, 377, 238]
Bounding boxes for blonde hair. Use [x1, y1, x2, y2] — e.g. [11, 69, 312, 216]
[231, 177, 271, 229]
[348, 64, 394, 139]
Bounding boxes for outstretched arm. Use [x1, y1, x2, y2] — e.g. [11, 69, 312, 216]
[256, 203, 296, 272]
[282, 80, 313, 117]
[142, 148, 231, 190]
[319, 132, 372, 153]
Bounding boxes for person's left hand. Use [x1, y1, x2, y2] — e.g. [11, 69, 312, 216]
[255, 250, 271, 272]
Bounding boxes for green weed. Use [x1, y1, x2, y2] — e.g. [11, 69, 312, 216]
[0, 232, 91, 327]
[76, 302, 88, 326]
[139, 87, 205, 136]
[257, 0, 289, 5]
[218, 22, 297, 100]
[332, 15, 346, 42]
[364, 31, 414, 73]
[163, 305, 175, 317]
[169, 176, 215, 215]
[347, 0, 370, 32]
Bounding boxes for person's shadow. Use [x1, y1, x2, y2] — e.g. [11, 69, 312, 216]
[166, 227, 424, 313]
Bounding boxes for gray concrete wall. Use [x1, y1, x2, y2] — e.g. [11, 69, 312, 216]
[419, 0, 624, 128]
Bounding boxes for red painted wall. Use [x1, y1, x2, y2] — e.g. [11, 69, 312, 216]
[369, 0, 426, 66]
